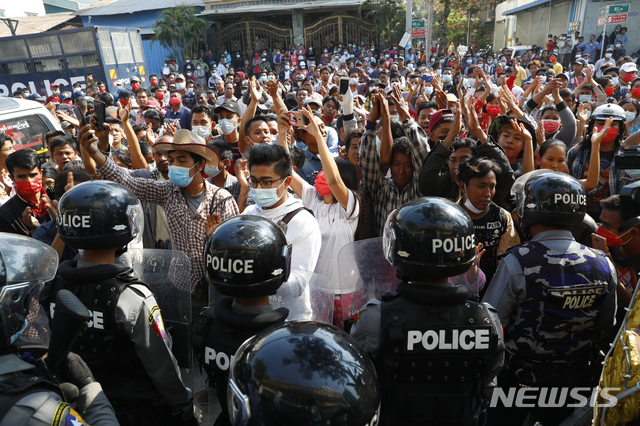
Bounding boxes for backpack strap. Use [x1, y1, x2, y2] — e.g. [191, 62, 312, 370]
[209, 187, 234, 216]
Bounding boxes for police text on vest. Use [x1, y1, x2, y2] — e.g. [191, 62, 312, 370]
[204, 347, 234, 371]
[406, 329, 490, 351]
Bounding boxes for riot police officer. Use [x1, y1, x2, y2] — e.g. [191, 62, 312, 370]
[191, 215, 292, 426]
[40, 181, 201, 426]
[483, 170, 617, 426]
[350, 197, 504, 426]
[0, 233, 118, 426]
[227, 321, 381, 426]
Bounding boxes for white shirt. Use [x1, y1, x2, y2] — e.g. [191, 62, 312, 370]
[243, 195, 321, 272]
[301, 182, 359, 290]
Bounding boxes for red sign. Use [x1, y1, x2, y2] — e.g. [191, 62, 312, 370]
[598, 16, 606, 26]
[412, 29, 426, 38]
[607, 14, 628, 24]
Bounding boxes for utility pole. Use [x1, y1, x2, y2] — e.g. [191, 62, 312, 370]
[426, 0, 433, 54]
[406, 0, 413, 34]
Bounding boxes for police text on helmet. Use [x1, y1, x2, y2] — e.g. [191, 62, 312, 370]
[407, 328, 490, 351]
[206, 254, 254, 274]
[431, 235, 475, 253]
[554, 193, 587, 205]
[57, 212, 91, 228]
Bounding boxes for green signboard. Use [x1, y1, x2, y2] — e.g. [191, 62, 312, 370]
[412, 20, 425, 29]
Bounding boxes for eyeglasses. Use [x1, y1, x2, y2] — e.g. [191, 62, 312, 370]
[448, 157, 471, 165]
[247, 177, 285, 189]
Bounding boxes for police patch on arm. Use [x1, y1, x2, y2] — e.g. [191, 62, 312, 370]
[52, 402, 88, 426]
[148, 305, 167, 339]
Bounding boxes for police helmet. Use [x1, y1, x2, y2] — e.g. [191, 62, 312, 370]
[512, 170, 586, 226]
[383, 197, 476, 281]
[228, 321, 380, 426]
[0, 234, 58, 349]
[204, 215, 291, 298]
[57, 181, 143, 250]
[591, 103, 626, 123]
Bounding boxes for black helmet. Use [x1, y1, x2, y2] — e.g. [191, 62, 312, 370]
[0, 233, 58, 349]
[512, 170, 586, 226]
[228, 321, 380, 426]
[383, 197, 476, 281]
[56, 181, 143, 250]
[204, 215, 291, 298]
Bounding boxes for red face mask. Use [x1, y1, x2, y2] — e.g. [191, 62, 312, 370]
[486, 105, 501, 116]
[632, 87, 640, 98]
[594, 126, 619, 143]
[169, 97, 181, 106]
[314, 171, 332, 196]
[119, 98, 128, 107]
[605, 86, 616, 96]
[99, 87, 106, 93]
[15, 178, 42, 196]
[156, 92, 165, 101]
[542, 119, 561, 134]
[550, 57, 557, 63]
[131, 83, 141, 91]
[151, 80, 158, 86]
[596, 226, 633, 247]
[623, 73, 636, 83]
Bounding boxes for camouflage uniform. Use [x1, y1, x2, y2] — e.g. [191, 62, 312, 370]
[483, 229, 617, 426]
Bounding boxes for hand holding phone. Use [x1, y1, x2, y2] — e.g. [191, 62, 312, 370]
[591, 233, 610, 255]
[93, 99, 105, 131]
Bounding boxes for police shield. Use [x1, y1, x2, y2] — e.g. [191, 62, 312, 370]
[269, 269, 335, 323]
[337, 237, 401, 327]
[125, 249, 192, 368]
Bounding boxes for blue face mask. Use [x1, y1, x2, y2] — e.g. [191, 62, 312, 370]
[442, 74, 452, 83]
[249, 180, 286, 207]
[579, 94, 592, 103]
[612, 77, 619, 86]
[168, 163, 198, 187]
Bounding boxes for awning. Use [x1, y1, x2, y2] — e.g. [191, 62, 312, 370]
[200, 0, 364, 16]
[502, 0, 551, 16]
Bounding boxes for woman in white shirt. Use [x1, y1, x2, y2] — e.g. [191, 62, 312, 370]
[279, 107, 361, 327]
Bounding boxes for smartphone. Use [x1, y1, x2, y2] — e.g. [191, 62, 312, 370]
[591, 233, 609, 254]
[93, 99, 105, 131]
[286, 111, 308, 127]
[421, 74, 433, 82]
[339, 77, 350, 96]
[73, 105, 87, 126]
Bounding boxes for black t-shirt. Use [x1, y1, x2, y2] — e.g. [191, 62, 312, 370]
[472, 203, 511, 294]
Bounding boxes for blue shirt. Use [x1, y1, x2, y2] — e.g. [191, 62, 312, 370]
[615, 33, 628, 47]
[165, 105, 192, 130]
[577, 41, 602, 63]
[296, 143, 322, 185]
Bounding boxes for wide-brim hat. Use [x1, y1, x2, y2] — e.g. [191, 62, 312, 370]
[154, 129, 220, 166]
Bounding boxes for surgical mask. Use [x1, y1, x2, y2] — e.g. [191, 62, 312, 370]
[52, 90, 60, 95]
[204, 165, 223, 178]
[192, 125, 211, 139]
[596, 226, 633, 247]
[15, 178, 42, 196]
[259, 76, 267, 82]
[605, 53, 612, 59]
[169, 97, 181, 106]
[218, 118, 236, 135]
[284, 85, 291, 91]
[612, 77, 619, 86]
[467, 78, 476, 87]
[616, 44, 622, 48]
[542, 119, 561, 133]
[463, 184, 485, 214]
[390, 114, 400, 121]
[442, 74, 452, 83]
[430, 58, 435, 63]
[350, 78, 359, 85]
[168, 163, 198, 187]
[466, 59, 472, 64]
[579, 94, 591, 102]
[424, 86, 434, 96]
[197, 66, 201, 70]
[176, 82, 186, 90]
[488, 60, 493, 64]
[440, 59, 445, 64]
[148, 162, 156, 171]
[626, 111, 637, 122]
[186, 59, 190, 63]
[249, 180, 286, 207]
[285, 65, 290, 70]
[584, 110, 591, 119]
[237, 55, 240, 58]
[594, 126, 619, 143]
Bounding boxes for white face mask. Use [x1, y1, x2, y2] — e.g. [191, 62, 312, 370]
[176, 82, 186, 90]
[218, 118, 236, 135]
[463, 184, 485, 214]
[148, 162, 156, 171]
[284, 85, 291, 91]
[390, 115, 400, 121]
[192, 125, 211, 139]
[204, 165, 223, 178]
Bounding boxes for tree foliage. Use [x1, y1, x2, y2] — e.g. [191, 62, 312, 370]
[359, 0, 406, 46]
[152, 6, 208, 63]
[416, 0, 494, 47]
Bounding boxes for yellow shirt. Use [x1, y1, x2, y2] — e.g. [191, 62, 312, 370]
[553, 62, 563, 75]
[514, 65, 527, 86]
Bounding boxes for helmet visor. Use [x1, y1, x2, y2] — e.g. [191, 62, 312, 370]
[127, 202, 144, 245]
[0, 282, 33, 343]
[382, 209, 399, 263]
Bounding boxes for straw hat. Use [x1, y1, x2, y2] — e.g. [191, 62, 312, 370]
[153, 129, 220, 166]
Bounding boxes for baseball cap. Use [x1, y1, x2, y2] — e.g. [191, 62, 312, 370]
[50, 83, 59, 88]
[303, 97, 322, 107]
[176, 73, 185, 81]
[131, 76, 141, 83]
[446, 93, 458, 102]
[60, 93, 72, 102]
[428, 109, 456, 133]
[621, 62, 638, 73]
[27, 93, 45, 102]
[214, 100, 242, 116]
[573, 58, 587, 66]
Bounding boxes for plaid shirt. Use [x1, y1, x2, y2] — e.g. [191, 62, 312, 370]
[360, 118, 430, 236]
[98, 158, 239, 292]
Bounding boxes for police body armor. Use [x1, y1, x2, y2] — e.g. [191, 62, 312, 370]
[41, 260, 156, 411]
[191, 297, 288, 424]
[376, 282, 503, 426]
[504, 241, 611, 363]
